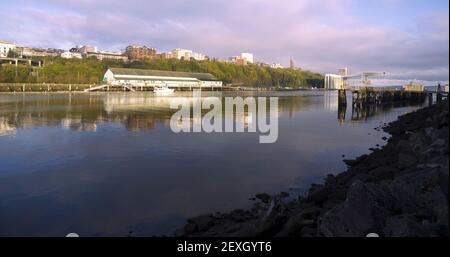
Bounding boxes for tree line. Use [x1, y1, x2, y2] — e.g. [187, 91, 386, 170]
[0, 57, 324, 88]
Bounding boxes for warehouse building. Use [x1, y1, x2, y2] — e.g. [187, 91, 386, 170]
[103, 68, 223, 88]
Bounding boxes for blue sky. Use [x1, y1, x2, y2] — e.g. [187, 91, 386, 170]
[0, 0, 448, 82]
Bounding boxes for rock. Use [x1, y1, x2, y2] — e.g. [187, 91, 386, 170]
[299, 227, 318, 237]
[184, 222, 198, 234]
[389, 168, 449, 226]
[187, 215, 214, 232]
[320, 181, 395, 237]
[306, 184, 331, 205]
[383, 214, 437, 237]
[278, 192, 290, 198]
[255, 193, 271, 203]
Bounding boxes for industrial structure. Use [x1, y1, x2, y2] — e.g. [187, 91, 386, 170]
[98, 68, 222, 91]
[325, 68, 386, 90]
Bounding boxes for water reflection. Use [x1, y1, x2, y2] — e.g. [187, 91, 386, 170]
[0, 92, 321, 135]
[0, 92, 426, 236]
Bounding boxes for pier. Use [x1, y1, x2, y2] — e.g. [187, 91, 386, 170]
[336, 86, 447, 108]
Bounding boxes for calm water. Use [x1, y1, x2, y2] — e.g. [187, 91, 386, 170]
[0, 91, 425, 236]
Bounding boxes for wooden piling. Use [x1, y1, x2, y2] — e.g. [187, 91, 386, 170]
[338, 89, 347, 106]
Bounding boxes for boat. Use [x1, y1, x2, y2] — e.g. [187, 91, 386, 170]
[153, 85, 175, 93]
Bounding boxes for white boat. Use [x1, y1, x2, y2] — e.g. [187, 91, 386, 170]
[153, 85, 175, 93]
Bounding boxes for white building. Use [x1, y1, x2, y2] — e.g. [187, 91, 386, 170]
[172, 48, 205, 61]
[0, 41, 16, 57]
[78, 45, 97, 53]
[172, 48, 193, 60]
[61, 51, 82, 59]
[103, 68, 223, 88]
[84, 51, 128, 61]
[270, 63, 284, 69]
[324, 74, 345, 90]
[241, 53, 254, 63]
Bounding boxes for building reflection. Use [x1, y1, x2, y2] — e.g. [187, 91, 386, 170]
[0, 117, 16, 136]
[1, 92, 304, 134]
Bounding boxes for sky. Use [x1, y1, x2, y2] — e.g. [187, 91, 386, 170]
[1, 0, 449, 82]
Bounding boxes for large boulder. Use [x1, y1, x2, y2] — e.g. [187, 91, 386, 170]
[320, 181, 395, 236]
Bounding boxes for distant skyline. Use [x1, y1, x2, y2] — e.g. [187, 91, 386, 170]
[1, 0, 448, 82]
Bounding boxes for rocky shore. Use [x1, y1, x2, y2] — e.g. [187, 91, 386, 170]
[177, 100, 449, 237]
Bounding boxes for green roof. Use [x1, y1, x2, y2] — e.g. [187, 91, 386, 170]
[109, 68, 219, 81]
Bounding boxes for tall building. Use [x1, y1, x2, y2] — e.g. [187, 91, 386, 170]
[0, 40, 16, 57]
[125, 45, 156, 60]
[289, 59, 295, 69]
[241, 53, 254, 63]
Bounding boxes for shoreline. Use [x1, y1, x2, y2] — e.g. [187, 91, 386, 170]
[176, 100, 449, 237]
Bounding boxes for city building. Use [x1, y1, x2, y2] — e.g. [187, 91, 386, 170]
[78, 45, 97, 53]
[230, 56, 247, 65]
[17, 47, 63, 58]
[103, 68, 222, 88]
[173, 48, 193, 60]
[241, 53, 254, 63]
[192, 52, 205, 61]
[59, 47, 80, 59]
[158, 52, 174, 59]
[125, 45, 157, 60]
[403, 81, 424, 92]
[0, 41, 16, 57]
[171, 48, 205, 61]
[84, 51, 128, 61]
[270, 63, 284, 69]
[289, 59, 295, 69]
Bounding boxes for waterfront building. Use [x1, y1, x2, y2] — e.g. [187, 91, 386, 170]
[125, 45, 157, 60]
[324, 74, 345, 90]
[0, 41, 16, 57]
[103, 68, 223, 88]
[241, 53, 254, 63]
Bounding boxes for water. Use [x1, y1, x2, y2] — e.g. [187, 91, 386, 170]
[0, 91, 425, 236]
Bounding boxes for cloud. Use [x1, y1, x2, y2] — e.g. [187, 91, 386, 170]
[0, 0, 448, 81]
